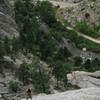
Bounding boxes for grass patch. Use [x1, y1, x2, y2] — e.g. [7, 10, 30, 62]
[75, 22, 99, 38]
[75, 36, 100, 53]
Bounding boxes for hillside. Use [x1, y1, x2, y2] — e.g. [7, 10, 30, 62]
[0, 0, 19, 39]
[57, 0, 100, 27]
[0, 0, 100, 100]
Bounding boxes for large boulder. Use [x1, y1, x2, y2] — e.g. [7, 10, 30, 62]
[67, 71, 100, 88]
[21, 87, 100, 100]
[0, 0, 19, 39]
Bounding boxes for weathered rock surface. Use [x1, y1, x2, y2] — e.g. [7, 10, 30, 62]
[0, 0, 19, 39]
[0, 73, 15, 94]
[57, 0, 100, 27]
[67, 71, 100, 88]
[21, 87, 100, 100]
[66, 0, 82, 3]
[49, 0, 82, 3]
[0, 53, 34, 95]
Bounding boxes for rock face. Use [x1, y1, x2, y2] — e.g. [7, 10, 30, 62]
[0, 0, 19, 39]
[0, 73, 16, 94]
[67, 71, 100, 88]
[49, 0, 82, 3]
[0, 0, 13, 16]
[57, 0, 100, 27]
[21, 87, 100, 100]
[66, 0, 82, 3]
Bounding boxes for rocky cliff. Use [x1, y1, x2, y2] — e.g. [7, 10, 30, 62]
[0, 0, 19, 39]
[67, 71, 100, 88]
[21, 87, 100, 100]
[57, 0, 100, 27]
[66, 0, 82, 3]
[0, 0, 20, 96]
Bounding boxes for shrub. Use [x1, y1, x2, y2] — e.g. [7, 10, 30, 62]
[75, 22, 98, 38]
[85, 13, 90, 19]
[31, 68, 50, 93]
[63, 29, 78, 42]
[74, 56, 82, 66]
[1, 96, 9, 100]
[3, 37, 11, 55]
[16, 62, 30, 85]
[9, 80, 20, 92]
[75, 36, 100, 53]
[0, 41, 5, 58]
[35, 1, 57, 27]
[90, 0, 96, 2]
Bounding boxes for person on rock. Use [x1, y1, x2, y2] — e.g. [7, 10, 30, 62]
[26, 88, 32, 100]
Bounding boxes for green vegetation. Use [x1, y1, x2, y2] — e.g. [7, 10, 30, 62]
[75, 22, 99, 38]
[35, 1, 57, 27]
[16, 62, 31, 85]
[16, 61, 50, 93]
[9, 80, 20, 92]
[83, 58, 100, 72]
[31, 66, 50, 93]
[0, 41, 5, 72]
[0, 0, 96, 93]
[1, 96, 9, 100]
[85, 13, 90, 19]
[75, 36, 100, 53]
[74, 56, 82, 66]
[52, 60, 72, 87]
[14, 0, 74, 91]
[14, 0, 100, 54]
[63, 29, 78, 42]
[0, 0, 100, 95]
[0, 41, 5, 58]
[14, 0, 59, 60]
[90, 0, 96, 2]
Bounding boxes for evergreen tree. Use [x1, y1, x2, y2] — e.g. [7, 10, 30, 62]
[0, 41, 5, 59]
[83, 59, 93, 71]
[35, 1, 57, 27]
[17, 62, 30, 85]
[74, 56, 82, 66]
[31, 63, 50, 93]
[3, 37, 11, 54]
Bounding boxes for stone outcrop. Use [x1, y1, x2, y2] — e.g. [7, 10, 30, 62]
[50, 0, 82, 3]
[0, 73, 16, 94]
[57, 0, 100, 27]
[0, 0, 19, 39]
[0, 0, 13, 16]
[66, 0, 82, 3]
[67, 71, 100, 88]
[21, 87, 100, 100]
